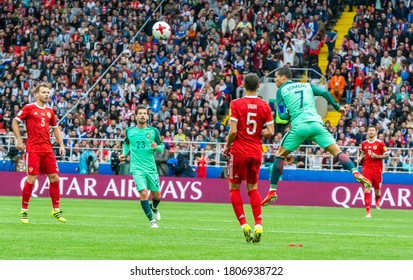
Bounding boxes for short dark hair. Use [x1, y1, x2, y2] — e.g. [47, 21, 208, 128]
[275, 67, 292, 79]
[136, 105, 148, 114]
[368, 125, 377, 131]
[243, 73, 260, 92]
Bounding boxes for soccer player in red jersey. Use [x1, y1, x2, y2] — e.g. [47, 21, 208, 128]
[359, 125, 389, 218]
[12, 83, 66, 224]
[223, 73, 274, 243]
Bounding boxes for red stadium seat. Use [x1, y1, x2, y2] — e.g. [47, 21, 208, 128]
[13, 46, 21, 55]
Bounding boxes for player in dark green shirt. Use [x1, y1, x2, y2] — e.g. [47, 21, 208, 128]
[120, 105, 165, 228]
[261, 67, 372, 206]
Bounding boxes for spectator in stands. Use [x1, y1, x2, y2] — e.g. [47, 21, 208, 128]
[79, 149, 99, 174]
[118, 155, 131, 176]
[295, 150, 307, 169]
[222, 11, 236, 38]
[110, 150, 121, 175]
[307, 35, 324, 65]
[284, 154, 296, 169]
[175, 153, 195, 178]
[0, 0, 408, 175]
[329, 68, 346, 103]
[308, 148, 323, 169]
[282, 38, 297, 67]
[173, 128, 186, 143]
[194, 152, 207, 178]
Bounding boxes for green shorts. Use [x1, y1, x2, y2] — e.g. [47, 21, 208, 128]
[281, 121, 336, 152]
[132, 171, 160, 192]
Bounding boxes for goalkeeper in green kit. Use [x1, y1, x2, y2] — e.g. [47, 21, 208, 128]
[261, 67, 372, 206]
[119, 105, 165, 228]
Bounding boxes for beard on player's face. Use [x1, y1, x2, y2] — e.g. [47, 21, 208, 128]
[37, 94, 47, 103]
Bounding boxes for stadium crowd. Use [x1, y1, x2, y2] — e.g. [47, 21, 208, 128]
[0, 0, 412, 173]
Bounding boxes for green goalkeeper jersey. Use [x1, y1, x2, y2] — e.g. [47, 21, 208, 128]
[276, 81, 341, 126]
[123, 126, 164, 173]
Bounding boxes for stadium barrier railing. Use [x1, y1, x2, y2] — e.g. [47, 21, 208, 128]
[1, 135, 411, 173]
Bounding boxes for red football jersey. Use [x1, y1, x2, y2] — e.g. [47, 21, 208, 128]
[230, 96, 273, 157]
[15, 103, 57, 153]
[361, 138, 388, 172]
[197, 158, 207, 178]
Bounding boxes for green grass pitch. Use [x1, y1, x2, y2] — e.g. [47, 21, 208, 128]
[1, 196, 412, 260]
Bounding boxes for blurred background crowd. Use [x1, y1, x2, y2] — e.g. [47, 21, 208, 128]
[0, 0, 413, 175]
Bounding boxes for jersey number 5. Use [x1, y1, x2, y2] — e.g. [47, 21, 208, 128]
[246, 112, 257, 135]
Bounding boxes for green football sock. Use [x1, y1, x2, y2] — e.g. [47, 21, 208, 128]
[270, 156, 284, 190]
[140, 200, 153, 221]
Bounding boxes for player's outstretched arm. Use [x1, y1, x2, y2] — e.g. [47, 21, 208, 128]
[310, 84, 341, 111]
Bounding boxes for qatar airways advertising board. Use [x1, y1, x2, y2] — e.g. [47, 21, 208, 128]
[0, 172, 411, 209]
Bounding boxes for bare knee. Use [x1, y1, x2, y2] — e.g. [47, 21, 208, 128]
[139, 189, 149, 200]
[48, 173, 59, 182]
[26, 175, 38, 185]
[246, 183, 258, 192]
[229, 183, 241, 190]
[325, 144, 341, 157]
[152, 192, 161, 200]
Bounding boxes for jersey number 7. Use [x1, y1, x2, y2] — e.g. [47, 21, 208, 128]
[295, 90, 304, 108]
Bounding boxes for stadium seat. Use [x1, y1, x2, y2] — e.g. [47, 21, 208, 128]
[12, 46, 21, 55]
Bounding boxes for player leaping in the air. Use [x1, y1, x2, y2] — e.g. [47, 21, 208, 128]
[261, 67, 372, 206]
[358, 125, 389, 218]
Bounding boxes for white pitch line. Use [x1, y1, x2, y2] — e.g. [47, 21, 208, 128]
[4, 221, 412, 239]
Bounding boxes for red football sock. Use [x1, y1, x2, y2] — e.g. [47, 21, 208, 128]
[248, 189, 262, 226]
[364, 192, 371, 212]
[22, 181, 34, 209]
[230, 189, 247, 226]
[49, 181, 61, 209]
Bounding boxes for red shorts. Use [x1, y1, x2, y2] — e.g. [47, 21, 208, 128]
[227, 154, 262, 184]
[26, 152, 59, 175]
[362, 169, 382, 191]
